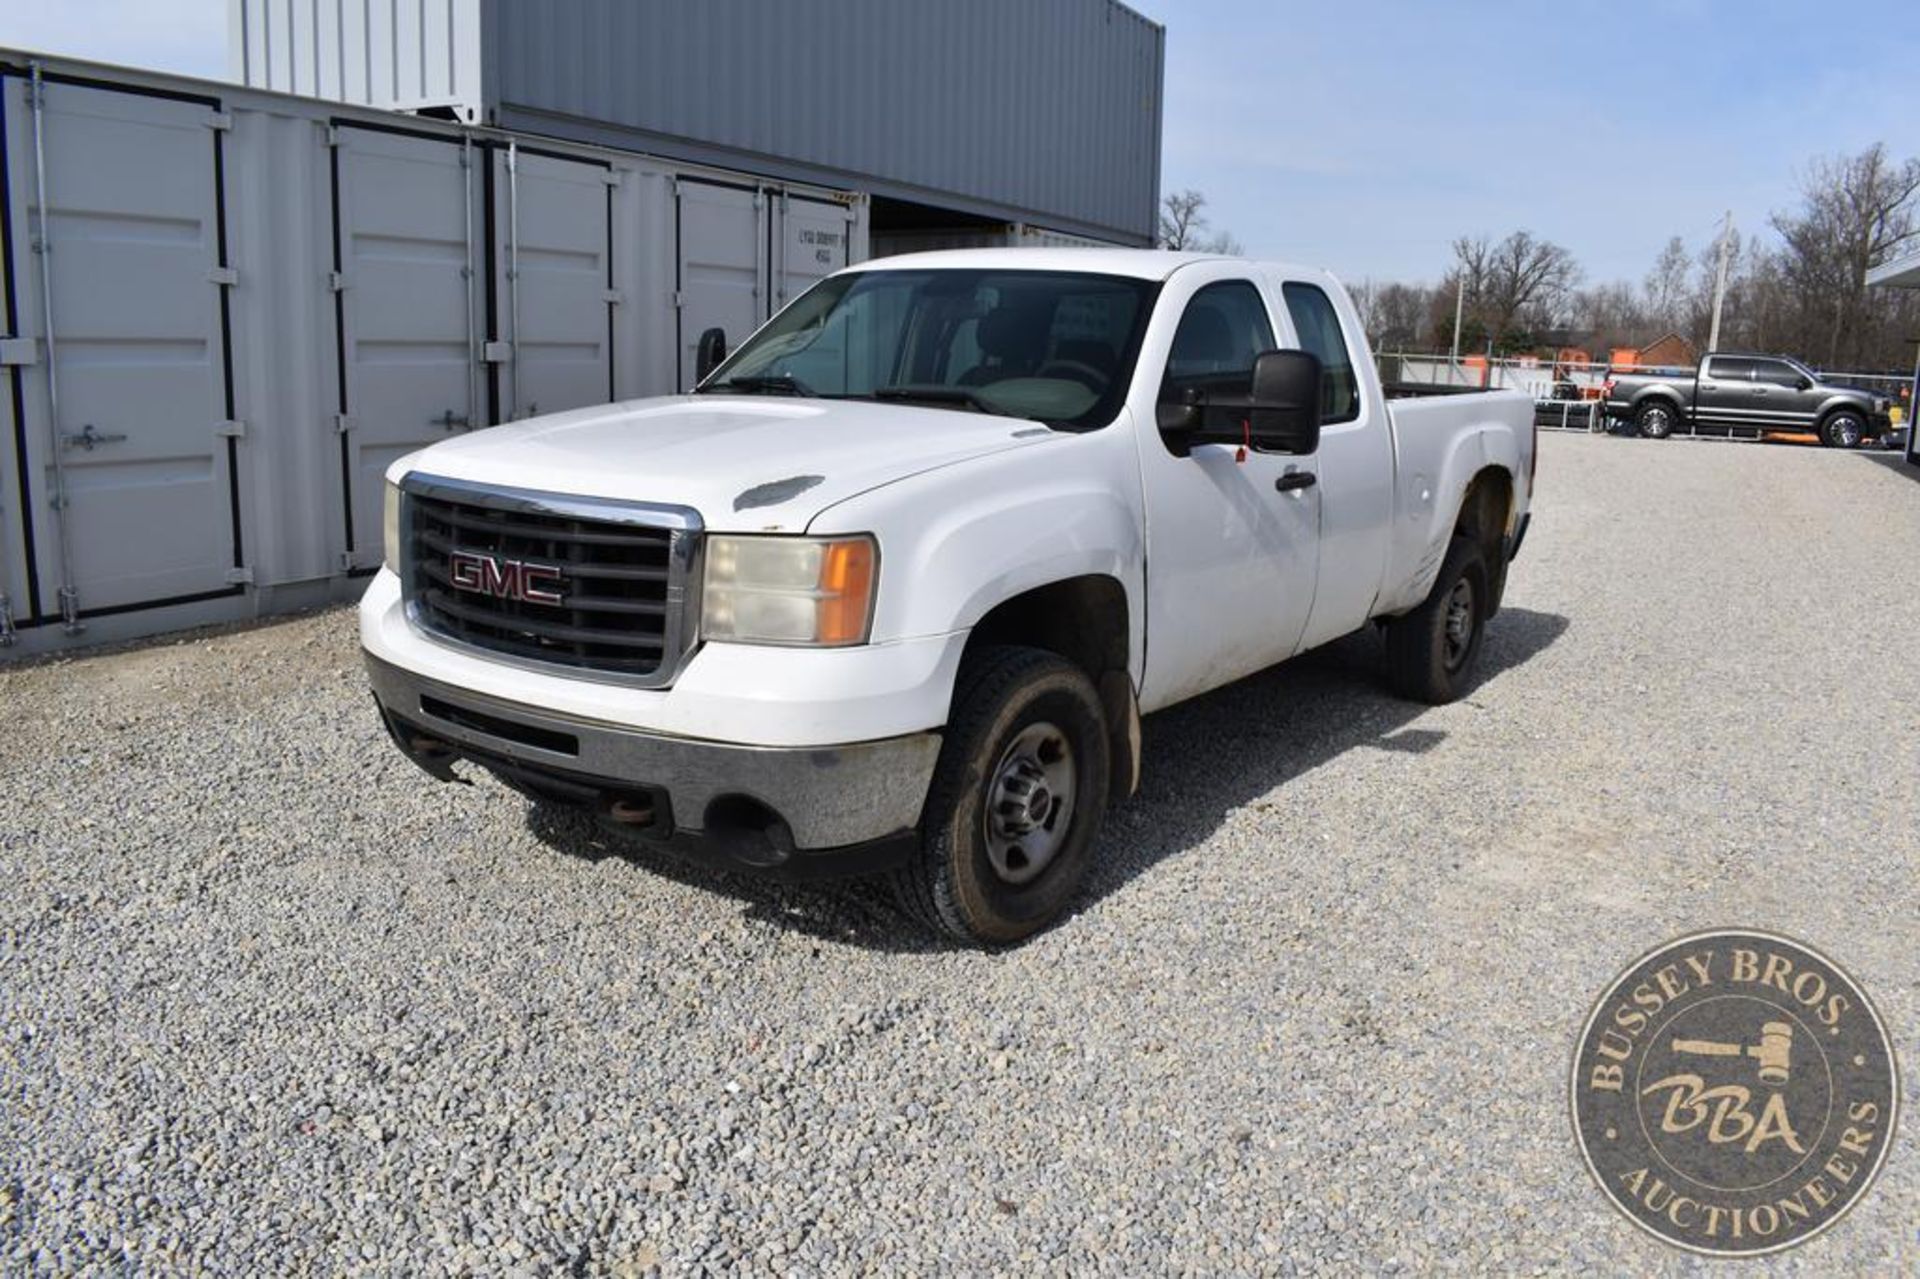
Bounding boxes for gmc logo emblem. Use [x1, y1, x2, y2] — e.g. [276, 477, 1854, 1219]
[447, 549, 566, 605]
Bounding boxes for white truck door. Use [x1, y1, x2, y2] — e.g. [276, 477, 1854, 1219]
[1275, 277, 1396, 651]
[1137, 277, 1321, 711]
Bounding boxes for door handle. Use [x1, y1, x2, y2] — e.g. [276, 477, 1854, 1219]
[1274, 470, 1317, 493]
[61, 423, 129, 451]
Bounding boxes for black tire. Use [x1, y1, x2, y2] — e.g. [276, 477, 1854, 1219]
[1635, 400, 1679, 439]
[1819, 409, 1865, 449]
[1383, 535, 1490, 705]
[893, 646, 1110, 945]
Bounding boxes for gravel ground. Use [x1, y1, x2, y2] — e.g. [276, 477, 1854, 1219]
[3, 433, 1917, 1274]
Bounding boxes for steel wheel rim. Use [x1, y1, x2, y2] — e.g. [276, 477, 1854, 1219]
[1443, 578, 1476, 670]
[982, 721, 1076, 885]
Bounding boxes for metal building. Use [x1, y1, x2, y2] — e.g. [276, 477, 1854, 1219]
[230, 0, 1165, 247]
[1, 3, 1162, 657]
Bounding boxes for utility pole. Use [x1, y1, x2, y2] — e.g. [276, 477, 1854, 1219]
[1707, 210, 1734, 354]
[1449, 276, 1466, 384]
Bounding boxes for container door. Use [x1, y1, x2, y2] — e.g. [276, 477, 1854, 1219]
[3, 75, 240, 618]
[773, 195, 853, 314]
[495, 148, 614, 419]
[332, 125, 478, 567]
[0, 154, 29, 636]
[675, 179, 766, 389]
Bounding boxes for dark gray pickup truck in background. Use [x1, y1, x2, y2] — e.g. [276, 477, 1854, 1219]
[1604, 353, 1893, 447]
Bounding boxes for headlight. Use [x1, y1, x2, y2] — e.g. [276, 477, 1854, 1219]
[383, 481, 402, 574]
[702, 534, 876, 646]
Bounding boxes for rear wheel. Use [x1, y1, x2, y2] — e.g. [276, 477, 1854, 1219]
[1635, 400, 1679, 439]
[1819, 410, 1865, 449]
[893, 646, 1109, 945]
[1383, 535, 1489, 705]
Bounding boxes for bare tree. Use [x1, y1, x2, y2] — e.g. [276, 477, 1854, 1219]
[1447, 230, 1581, 350]
[1361, 281, 1434, 350]
[1158, 189, 1242, 254]
[1572, 281, 1648, 352]
[1771, 143, 1920, 366]
[1642, 235, 1691, 333]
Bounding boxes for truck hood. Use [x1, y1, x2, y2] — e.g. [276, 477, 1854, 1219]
[392, 395, 1055, 531]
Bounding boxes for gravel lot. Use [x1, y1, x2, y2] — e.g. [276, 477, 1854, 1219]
[3, 433, 1917, 1273]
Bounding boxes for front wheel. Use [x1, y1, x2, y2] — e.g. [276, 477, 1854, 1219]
[893, 646, 1110, 945]
[1819, 410, 1865, 449]
[1383, 535, 1490, 705]
[1636, 400, 1678, 439]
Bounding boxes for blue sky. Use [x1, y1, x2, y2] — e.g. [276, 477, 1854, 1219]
[5, 1, 1918, 289]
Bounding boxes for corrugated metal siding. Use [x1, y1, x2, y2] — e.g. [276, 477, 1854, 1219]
[489, 0, 1161, 244]
[234, 0, 1163, 245]
[232, 0, 486, 116]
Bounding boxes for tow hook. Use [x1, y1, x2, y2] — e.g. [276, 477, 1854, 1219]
[607, 797, 656, 827]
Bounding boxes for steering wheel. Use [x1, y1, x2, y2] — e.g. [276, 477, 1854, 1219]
[1033, 359, 1109, 390]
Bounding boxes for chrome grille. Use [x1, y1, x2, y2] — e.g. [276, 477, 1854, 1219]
[401, 474, 700, 686]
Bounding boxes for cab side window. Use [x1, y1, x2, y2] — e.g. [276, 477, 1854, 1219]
[1750, 360, 1802, 388]
[1707, 356, 1753, 382]
[1160, 281, 1276, 405]
[1280, 282, 1360, 423]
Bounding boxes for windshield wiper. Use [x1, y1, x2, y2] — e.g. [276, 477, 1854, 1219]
[701, 374, 816, 397]
[869, 385, 1022, 417]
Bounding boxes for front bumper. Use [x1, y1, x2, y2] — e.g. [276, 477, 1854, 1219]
[366, 654, 940, 878]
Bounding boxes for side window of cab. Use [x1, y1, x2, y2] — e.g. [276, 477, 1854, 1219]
[1158, 281, 1276, 418]
[1280, 281, 1360, 424]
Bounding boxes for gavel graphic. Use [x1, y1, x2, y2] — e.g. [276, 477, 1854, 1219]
[1671, 1022, 1794, 1086]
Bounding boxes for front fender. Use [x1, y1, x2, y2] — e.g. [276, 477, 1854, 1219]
[806, 428, 1146, 684]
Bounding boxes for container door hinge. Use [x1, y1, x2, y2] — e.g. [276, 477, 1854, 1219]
[339, 549, 379, 572]
[224, 566, 254, 585]
[327, 271, 348, 292]
[482, 340, 512, 363]
[600, 169, 621, 187]
[602, 289, 623, 305]
[0, 593, 15, 647]
[325, 124, 342, 147]
[332, 413, 356, 435]
[671, 291, 685, 309]
[208, 266, 238, 287]
[0, 337, 36, 366]
[215, 419, 246, 440]
[207, 111, 233, 132]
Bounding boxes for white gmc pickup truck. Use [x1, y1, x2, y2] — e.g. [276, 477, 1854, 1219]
[362, 249, 1534, 943]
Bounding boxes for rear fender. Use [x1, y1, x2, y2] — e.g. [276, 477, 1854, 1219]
[1380, 424, 1521, 616]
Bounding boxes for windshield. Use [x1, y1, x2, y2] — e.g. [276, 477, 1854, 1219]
[699, 268, 1160, 429]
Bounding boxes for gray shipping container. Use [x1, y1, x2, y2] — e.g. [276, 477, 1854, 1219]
[0, 50, 865, 657]
[232, 0, 1164, 246]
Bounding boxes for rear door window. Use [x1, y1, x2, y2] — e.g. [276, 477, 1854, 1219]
[1707, 356, 1754, 382]
[1280, 282, 1360, 423]
[1749, 360, 1803, 388]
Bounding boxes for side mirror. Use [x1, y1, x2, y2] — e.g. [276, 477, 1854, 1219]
[1157, 350, 1324, 456]
[1796, 375, 1813, 391]
[1246, 349, 1323, 455]
[695, 327, 728, 383]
